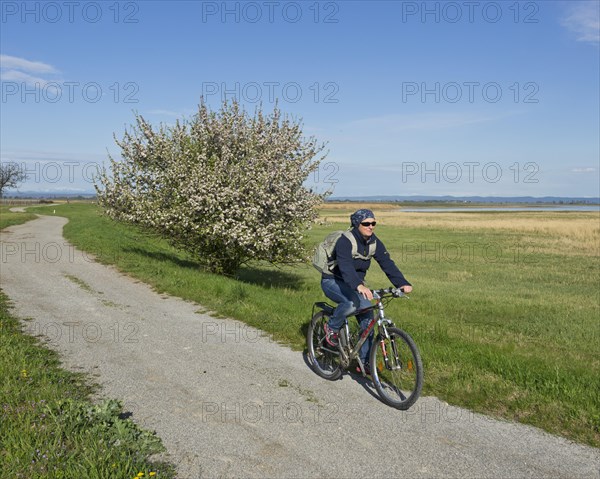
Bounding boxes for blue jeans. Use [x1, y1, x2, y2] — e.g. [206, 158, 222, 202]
[321, 277, 374, 364]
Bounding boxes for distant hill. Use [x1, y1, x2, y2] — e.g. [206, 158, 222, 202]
[3, 191, 97, 200]
[4, 191, 600, 205]
[328, 195, 600, 204]
[4, 189, 96, 198]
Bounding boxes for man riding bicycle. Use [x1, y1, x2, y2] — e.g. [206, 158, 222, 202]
[320, 209, 413, 374]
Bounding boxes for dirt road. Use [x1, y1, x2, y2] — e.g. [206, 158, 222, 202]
[1, 214, 598, 478]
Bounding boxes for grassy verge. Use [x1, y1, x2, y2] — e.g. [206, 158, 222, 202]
[0, 208, 175, 478]
[26, 203, 600, 448]
[0, 205, 38, 230]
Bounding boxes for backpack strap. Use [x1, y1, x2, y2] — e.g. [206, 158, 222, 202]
[342, 231, 376, 261]
[367, 240, 376, 258]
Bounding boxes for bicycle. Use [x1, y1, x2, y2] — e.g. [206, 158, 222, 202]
[306, 287, 423, 410]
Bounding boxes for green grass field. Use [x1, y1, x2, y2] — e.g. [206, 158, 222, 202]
[0, 205, 37, 229]
[4, 203, 600, 450]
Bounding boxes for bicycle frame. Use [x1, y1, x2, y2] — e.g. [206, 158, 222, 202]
[337, 290, 400, 373]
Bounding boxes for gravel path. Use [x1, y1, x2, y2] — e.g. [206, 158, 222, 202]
[1, 214, 598, 478]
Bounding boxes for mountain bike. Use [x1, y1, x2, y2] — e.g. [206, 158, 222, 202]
[306, 287, 423, 410]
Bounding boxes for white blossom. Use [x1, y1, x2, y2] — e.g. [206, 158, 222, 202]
[95, 99, 328, 275]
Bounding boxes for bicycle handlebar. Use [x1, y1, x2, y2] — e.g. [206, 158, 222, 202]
[371, 287, 406, 299]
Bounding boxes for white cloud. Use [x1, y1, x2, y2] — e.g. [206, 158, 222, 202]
[346, 112, 499, 133]
[0, 54, 58, 74]
[0, 69, 50, 85]
[0, 54, 60, 88]
[338, 111, 521, 138]
[1, 149, 106, 163]
[147, 109, 185, 117]
[561, 1, 600, 45]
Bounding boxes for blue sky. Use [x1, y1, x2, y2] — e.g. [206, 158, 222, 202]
[1, 0, 599, 197]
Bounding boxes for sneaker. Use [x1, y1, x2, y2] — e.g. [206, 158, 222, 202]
[323, 322, 339, 347]
[355, 363, 371, 376]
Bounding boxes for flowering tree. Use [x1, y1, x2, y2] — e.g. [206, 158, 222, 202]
[95, 100, 328, 275]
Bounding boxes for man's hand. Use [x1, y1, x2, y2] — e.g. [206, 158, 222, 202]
[401, 285, 413, 294]
[357, 284, 373, 300]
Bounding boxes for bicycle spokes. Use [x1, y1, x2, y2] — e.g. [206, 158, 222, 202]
[370, 327, 423, 410]
[307, 311, 342, 381]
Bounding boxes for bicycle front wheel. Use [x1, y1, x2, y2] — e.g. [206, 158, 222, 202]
[307, 311, 342, 380]
[370, 327, 423, 410]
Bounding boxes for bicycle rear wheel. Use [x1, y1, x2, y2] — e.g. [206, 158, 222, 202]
[370, 327, 423, 410]
[307, 311, 342, 380]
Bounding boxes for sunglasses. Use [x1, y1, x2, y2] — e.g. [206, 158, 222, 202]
[360, 221, 377, 227]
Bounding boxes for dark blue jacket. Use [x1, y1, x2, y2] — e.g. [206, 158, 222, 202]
[323, 228, 411, 291]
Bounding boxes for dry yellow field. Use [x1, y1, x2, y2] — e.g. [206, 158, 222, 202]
[318, 203, 600, 256]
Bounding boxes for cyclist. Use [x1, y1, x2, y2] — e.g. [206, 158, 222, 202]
[321, 208, 412, 373]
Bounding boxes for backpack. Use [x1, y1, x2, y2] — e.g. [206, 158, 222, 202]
[312, 230, 377, 274]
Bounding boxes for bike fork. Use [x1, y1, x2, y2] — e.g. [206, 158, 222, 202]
[380, 327, 402, 371]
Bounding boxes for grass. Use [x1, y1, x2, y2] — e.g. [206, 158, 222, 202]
[0, 205, 37, 230]
[0, 206, 175, 478]
[14, 202, 600, 448]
